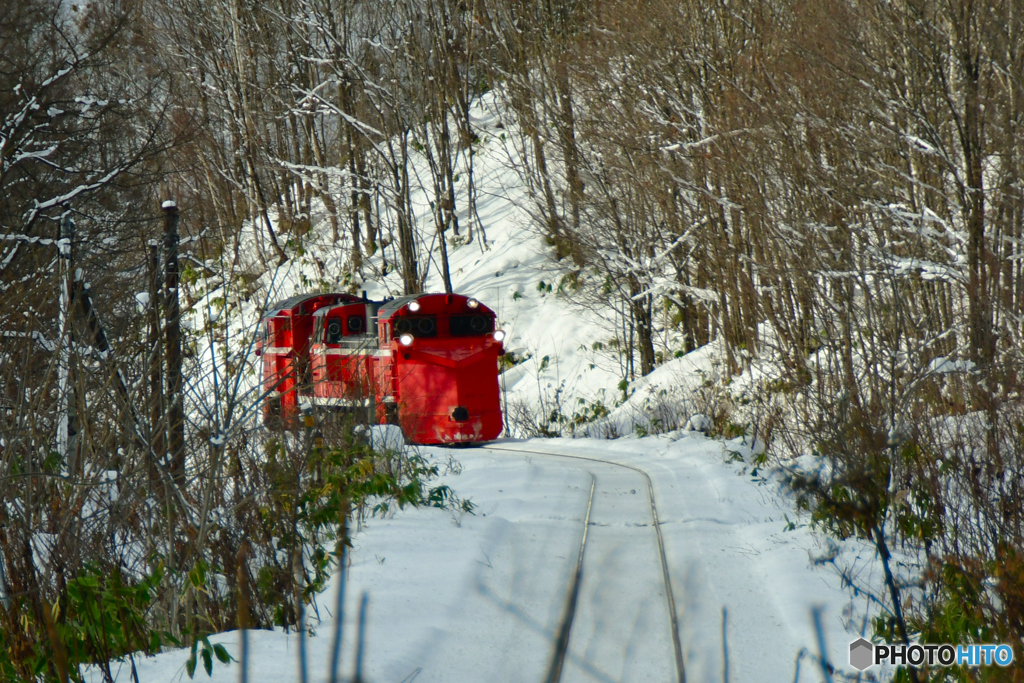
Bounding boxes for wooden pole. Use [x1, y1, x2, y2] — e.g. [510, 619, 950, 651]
[163, 200, 185, 486]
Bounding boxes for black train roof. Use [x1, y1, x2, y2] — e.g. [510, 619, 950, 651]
[264, 292, 361, 317]
[376, 294, 424, 319]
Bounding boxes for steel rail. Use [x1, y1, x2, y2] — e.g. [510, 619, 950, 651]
[544, 474, 596, 683]
[487, 445, 687, 683]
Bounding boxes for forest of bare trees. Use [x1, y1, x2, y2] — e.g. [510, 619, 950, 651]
[2, 0, 1023, 679]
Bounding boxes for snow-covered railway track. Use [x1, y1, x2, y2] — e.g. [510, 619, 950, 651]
[485, 445, 686, 683]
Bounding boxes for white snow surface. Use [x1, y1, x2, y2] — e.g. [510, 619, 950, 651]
[92, 437, 876, 683]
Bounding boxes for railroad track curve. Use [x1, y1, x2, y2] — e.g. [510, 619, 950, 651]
[484, 444, 686, 683]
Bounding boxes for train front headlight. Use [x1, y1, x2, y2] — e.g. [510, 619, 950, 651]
[408, 301, 421, 312]
[493, 330, 506, 342]
[467, 298, 479, 309]
[399, 333, 414, 346]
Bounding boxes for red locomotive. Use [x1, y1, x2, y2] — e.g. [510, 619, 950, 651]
[257, 292, 506, 444]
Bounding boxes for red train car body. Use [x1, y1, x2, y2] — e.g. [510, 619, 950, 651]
[257, 292, 505, 445]
[257, 293, 362, 426]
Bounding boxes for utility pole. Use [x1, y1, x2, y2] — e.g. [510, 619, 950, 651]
[148, 241, 164, 493]
[163, 200, 185, 486]
[57, 213, 79, 474]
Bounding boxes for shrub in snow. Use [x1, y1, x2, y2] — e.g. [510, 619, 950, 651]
[685, 414, 712, 433]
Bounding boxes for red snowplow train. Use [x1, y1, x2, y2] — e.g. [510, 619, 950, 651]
[257, 292, 505, 445]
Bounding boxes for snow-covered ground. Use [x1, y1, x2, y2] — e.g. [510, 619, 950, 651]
[100, 435, 879, 683]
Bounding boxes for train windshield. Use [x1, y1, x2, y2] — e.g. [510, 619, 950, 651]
[449, 314, 494, 336]
[325, 318, 343, 343]
[393, 315, 437, 338]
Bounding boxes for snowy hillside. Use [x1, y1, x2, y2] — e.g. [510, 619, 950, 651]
[182, 93, 659, 443]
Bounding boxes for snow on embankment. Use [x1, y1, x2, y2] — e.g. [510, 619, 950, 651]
[581, 339, 730, 438]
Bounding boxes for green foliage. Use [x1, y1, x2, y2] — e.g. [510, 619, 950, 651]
[424, 484, 476, 514]
[557, 272, 579, 293]
[575, 397, 610, 425]
[787, 414, 893, 543]
[61, 565, 165, 668]
[251, 429, 474, 630]
[721, 420, 749, 440]
[617, 378, 630, 402]
[543, 396, 611, 437]
[893, 549, 1024, 683]
[185, 635, 233, 679]
[0, 564, 174, 682]
[889, 442, 944, 546]
[180, 262, 202, 287]
[0, 623, 32, 683]
[499, 349, 531, 372]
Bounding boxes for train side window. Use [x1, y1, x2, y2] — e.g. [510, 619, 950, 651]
[326, 318, 343, 343]
[313, 317, 324, 343]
